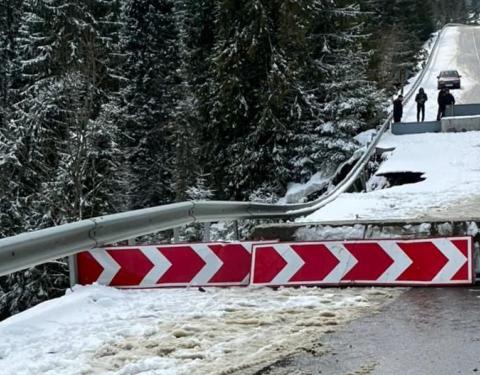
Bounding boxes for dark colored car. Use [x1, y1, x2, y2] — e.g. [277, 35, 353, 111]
[437, 70, 461, 89]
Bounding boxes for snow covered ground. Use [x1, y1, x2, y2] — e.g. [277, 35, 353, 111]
[0, 285, 400, 375]
[301, 25, 480, 223]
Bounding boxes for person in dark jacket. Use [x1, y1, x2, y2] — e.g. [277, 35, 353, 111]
[437, 88, 446, 120]
[437, 88, 455, 120]
[415, 88, 428, 122]
[393, 95, 403, 123]
[444, 88, 455, 106]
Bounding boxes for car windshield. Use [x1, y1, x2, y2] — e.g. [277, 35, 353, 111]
[439, 71, 459, 78]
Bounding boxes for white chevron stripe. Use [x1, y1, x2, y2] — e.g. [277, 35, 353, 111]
[432, 239, 467, 282]
[323, 243, 358, 283]
[89, 249, 121, 285]
[270, 244, 305, 285]
[139, 246, 172, 287]
[190, 244, 223, 285]
[376, 241, 413, 282]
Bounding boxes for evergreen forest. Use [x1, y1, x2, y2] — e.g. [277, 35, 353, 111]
[0, 0, 477, 318]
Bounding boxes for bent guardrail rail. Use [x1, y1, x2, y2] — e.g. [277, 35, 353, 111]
[0, 24, 453, 276]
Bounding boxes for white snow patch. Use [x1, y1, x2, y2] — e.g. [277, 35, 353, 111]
[284, 172, 330, 203]
[295, 225, 367, 241]
[468, 222, 479, 236]
[354, 129, 377, 147]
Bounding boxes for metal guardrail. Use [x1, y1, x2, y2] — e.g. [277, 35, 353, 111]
[0, 24, 453, 276]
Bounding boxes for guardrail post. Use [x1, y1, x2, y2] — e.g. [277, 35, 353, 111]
[203, 222, 211, 242]
[173, 227, 180, 243]
[68, 255, 77, 288]
[233, 220, 240, 240]
[360, 170, 367, 192]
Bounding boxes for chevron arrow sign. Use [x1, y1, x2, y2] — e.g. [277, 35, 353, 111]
[251, 237, 473, 286]
[76, 242, 255, 288]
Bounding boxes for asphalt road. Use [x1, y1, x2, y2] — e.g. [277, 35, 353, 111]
[260, 287, 480, 375]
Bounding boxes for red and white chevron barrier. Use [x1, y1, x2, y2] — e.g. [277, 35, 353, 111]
[77, 242, 259, 288]
[76, 237, 474, 288]
[251, 238, 473, 286]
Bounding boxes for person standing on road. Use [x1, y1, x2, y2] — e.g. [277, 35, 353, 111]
[393, 95, 403, 123]
[444, 88, 455, 109]
[437, 88, 446, 120]
[437, 88, 455, 120]
[415, 88, 428, 122]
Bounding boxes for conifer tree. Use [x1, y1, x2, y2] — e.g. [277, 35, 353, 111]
[0, 0, 23, 128]
[0, 0, 123, 319]
[9, 0, 123, 223]
[119, 0, 181, 209]
[204, 0, 321, 199]
[0, 0, 474, 319]
[200, 0, 260, 199]
[204, 0, 383, 198]
[240, 0, 323, 193]
[288, 1, 383, 182]
[169, 0, 216, 201]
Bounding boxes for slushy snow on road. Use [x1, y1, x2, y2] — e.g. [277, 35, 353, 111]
[0, 285, 400, 375]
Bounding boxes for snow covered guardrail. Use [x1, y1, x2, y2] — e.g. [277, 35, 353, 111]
[0, 25, 453, 277]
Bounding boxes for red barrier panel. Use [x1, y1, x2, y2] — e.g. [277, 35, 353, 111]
[77, 242, 260, 288]
[251, 237, 473, 286]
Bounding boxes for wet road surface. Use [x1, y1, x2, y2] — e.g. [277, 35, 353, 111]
[262, 287, 480, 375]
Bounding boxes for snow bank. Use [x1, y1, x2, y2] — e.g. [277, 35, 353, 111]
[0, 285, 401, 375]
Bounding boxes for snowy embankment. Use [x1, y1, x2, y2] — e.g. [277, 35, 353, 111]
[303, 131, 480, 222]
[0, 285, 400, 375]
[301, 25, 480, 223]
